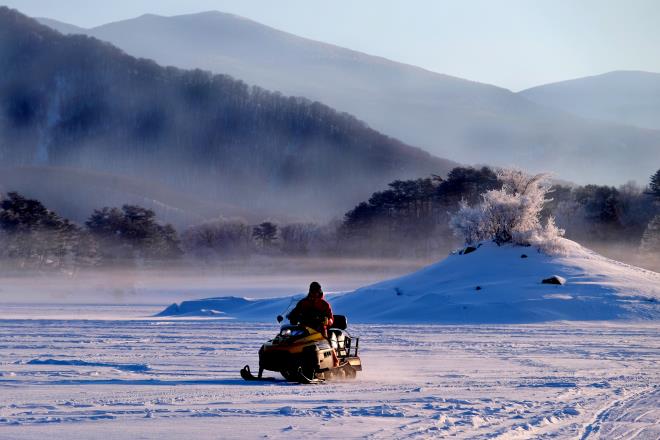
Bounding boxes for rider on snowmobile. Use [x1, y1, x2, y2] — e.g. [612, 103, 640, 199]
[287, 281, 334, 337]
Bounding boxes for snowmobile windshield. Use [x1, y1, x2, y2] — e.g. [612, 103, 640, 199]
[279, 328, 306, 337]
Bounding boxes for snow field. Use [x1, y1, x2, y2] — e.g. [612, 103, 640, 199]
[0, 312, 658, 439]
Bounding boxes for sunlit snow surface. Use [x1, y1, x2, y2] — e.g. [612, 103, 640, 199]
[1, 305, 658, 439]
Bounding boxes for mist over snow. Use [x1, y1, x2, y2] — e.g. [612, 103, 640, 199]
[160, 170, 659, 323]
[158, 238, 660, 323]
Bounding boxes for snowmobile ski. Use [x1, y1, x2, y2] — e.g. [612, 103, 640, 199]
[239, 365, 278, 382]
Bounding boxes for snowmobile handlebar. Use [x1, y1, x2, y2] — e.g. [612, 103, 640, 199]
[295, 314, 328, 328]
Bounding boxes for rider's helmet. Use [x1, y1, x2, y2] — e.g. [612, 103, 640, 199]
[309, 281, 323, 298]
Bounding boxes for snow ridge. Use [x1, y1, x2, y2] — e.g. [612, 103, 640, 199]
[158, 239, 660, 323]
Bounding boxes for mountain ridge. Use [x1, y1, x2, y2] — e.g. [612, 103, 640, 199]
[1, 7, 455, 221]
[520, 70, 660, 130]
[36, 10, 660, 185]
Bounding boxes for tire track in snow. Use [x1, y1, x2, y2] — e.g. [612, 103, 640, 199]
[578, 387, 652, 440]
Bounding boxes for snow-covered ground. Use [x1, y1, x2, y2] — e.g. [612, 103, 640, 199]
[2, 241, 659, 438]
[1, 305, 658, 439]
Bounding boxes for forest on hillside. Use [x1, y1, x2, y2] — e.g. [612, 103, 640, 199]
[0, 7, 451, 217]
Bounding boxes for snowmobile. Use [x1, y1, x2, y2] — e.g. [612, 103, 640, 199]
[240, 314, 362, 384]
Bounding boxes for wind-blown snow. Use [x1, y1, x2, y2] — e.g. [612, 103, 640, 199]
[21, 359, 150, 373]
[158, 239, 660, 323]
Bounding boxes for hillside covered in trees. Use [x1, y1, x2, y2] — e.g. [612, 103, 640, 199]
[0, 7, 453, 219]
[38, 11, 660, 186]
[2, 169, 657, 273]
[339, 168, 660, 268]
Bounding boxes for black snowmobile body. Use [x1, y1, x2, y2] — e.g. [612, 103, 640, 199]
[241, 314, 362, 383]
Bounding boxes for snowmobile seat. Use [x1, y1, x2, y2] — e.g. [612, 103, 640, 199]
[332, 315, 347, 330]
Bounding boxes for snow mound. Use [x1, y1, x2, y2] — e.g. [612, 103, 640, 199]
[158, 239, 660, 323]
[156, 295, 304, 319]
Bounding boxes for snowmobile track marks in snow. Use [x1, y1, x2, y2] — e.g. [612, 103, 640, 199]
[579, 387, 655, 440]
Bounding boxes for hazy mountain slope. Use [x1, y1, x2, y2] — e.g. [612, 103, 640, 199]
[0, 166, 258, 227]
[520, 71, 660, 130]
[1, 7, 455, 220]
[35, 17, 86, 35]
[37, 11, 660, 185]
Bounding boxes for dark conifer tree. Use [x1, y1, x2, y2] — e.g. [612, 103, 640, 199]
[0, 192, 85, 269]
[86, 205, 181, 264]
[649, 169, 660, 200]
[252, 222, 278, 249]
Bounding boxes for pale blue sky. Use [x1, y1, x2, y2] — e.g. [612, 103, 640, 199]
[4, 0, 660, 90]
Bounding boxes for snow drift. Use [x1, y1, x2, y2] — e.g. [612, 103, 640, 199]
[157, 239, 660, 323]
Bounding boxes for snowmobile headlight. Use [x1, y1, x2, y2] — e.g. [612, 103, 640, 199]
[280, 329, 304, 337]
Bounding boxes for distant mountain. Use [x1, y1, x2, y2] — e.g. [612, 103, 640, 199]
[37, 11, 660, 185]
[520, 71, 660, 130]
[0, 7, 455, 220]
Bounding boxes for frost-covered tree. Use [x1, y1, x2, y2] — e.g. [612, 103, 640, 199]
[638, 170, 660, 257]
[280, 223, 319, 255]
[449, 201, 488, 245]
[450, 169, 565, 252]
[640, 215, 660, 255]
[181, 218, 252, 259]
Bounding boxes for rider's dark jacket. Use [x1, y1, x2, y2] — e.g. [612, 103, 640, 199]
[288, 294, 334, 335]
